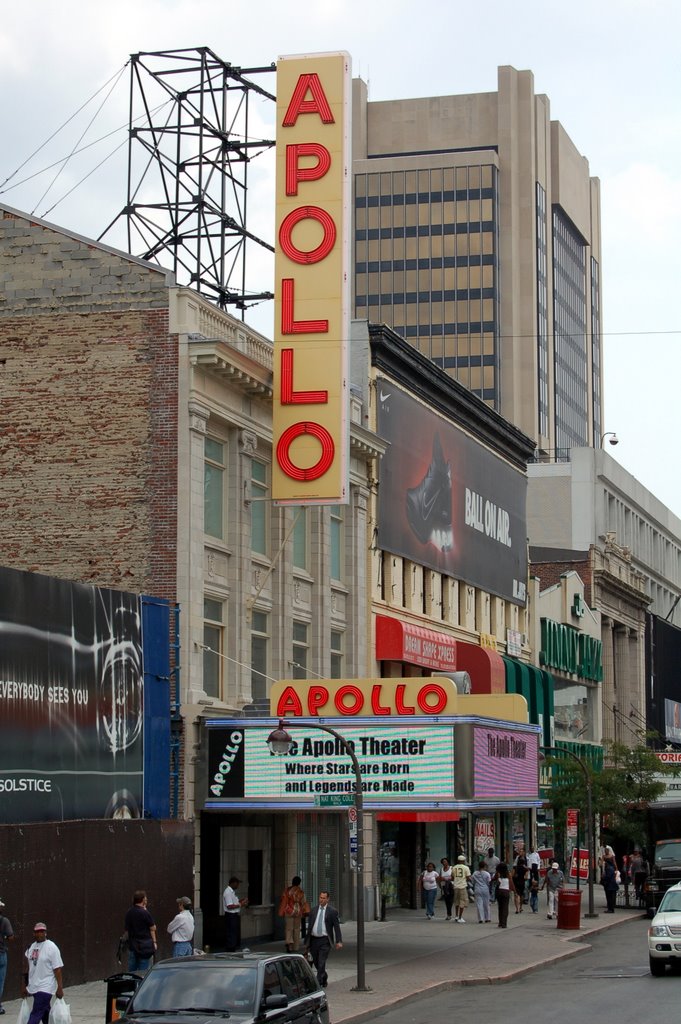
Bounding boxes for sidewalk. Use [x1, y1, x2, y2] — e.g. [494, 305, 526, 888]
[3, 901, 645, 1024]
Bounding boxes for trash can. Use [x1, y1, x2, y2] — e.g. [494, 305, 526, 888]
[556, 888, 583, 929]
[104, 972, 143, 1022]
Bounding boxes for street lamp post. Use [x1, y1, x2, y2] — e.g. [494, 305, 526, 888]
[266, 719, 369, 992]
[541, 745, 598, 919]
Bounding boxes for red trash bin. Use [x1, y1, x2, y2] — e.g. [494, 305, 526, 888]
[556, 888, 582, 929]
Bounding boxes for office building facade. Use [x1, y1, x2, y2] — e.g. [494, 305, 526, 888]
[352, 65, 602, 453]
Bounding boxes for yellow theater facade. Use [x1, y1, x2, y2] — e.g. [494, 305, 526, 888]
[197, 677, 541, 948]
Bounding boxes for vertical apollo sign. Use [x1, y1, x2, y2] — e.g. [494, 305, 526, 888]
[273, 52, 350, 504]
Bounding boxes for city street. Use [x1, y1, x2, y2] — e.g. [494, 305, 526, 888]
[371, 917, 669, 1024]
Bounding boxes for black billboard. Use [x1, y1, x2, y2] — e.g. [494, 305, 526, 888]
[0, 566, 144, 822]
[376, 379, 528, 605]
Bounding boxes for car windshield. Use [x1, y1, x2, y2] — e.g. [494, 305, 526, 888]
[131, 965, 257, 1014]
[658, 893, 681, 913]
[655, 842, 681, 864]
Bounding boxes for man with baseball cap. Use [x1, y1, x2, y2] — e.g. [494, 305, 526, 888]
[22, 922, 63, 1024]
[0, 899, 14, 1015]
[167, 898, 194, 958]
[540, 861, 565, 919]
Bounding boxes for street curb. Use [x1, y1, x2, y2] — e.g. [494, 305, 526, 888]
[331, 914, 644, 1024]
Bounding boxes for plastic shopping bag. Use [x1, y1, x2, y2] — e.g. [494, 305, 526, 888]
[15, 998, 31, 1024]
[48, 998, 72, 1024]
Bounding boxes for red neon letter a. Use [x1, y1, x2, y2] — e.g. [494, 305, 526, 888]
[282, 73, 335, 126]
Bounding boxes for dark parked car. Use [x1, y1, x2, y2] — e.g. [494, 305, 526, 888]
[116, 951, 330, 1023]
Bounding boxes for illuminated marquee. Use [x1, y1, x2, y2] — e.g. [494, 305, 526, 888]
[273, 52, 350, 503]
[271, 677, 457, 718]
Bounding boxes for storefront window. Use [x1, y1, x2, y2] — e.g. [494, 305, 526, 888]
[554, 680, 597, 742]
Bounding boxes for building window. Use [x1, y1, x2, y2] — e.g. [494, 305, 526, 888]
[203, 597, 224, 698]
[204, 437, 226, 539]
[536, 182, 549, 439]
[292, 507, 308, 570]
[591, 257, 602, 445]
[552, 207, 588, 450]
[330, 505, 343, 581]
[251, 610, 269, 700]
[251, 459, 269, 555]
[292, 620, 309, 679]
[330, 630, 343, 678]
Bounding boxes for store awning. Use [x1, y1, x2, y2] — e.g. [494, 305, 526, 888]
[376, 811, 461, 822]
[375, 614, 456, 671]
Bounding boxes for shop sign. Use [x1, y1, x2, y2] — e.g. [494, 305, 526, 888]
[480, 633, 498, 651]
[506, 628, 522, 657]
[474, 816, 495, 853]
[569, 847, 589, 881]
[538, 848, 554, 876]
[205, 718, 543, 811]
[454, 723, 540, 802]
[271, 677, 457, 718]
[273, 52, 350, 503]
[539, 618, 603, 682]
[375, 615, 457, 671]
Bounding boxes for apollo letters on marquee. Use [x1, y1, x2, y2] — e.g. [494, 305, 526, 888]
[272, 52, 351, 503]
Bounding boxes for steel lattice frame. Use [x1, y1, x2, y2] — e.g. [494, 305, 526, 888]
[100, 47, 276, 312]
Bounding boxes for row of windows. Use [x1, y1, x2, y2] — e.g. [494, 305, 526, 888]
[356, 258, 497, 276]
[203, 602, 345, 700]
[355, 164, 496, 199]
[356, 289, 496, 304]
[355, 222, 495, 240]
[356, 188, 495, 207]
[591, 257, 602, 443]
[204, 436, 343, 575]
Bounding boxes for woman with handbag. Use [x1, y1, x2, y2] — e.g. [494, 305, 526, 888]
[438, 858, 454, 921]
[278, 876, 309, 952]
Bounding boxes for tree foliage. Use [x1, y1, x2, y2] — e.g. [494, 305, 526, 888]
[547, 742, 679, 850]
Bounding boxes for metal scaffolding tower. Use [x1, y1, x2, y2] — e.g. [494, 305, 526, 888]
[99, 47, 276, 313]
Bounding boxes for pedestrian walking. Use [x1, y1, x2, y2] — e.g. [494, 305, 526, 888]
[438, 859, 454, 921]
[494, 863, 515, 928]
[452, 854, 471, 923]
[420, 862, 439, 919]
[602, 858, 619, 913]
[167, 897, 194, 957]
[0, 898, 14, 1015]
[304, 891, 342, 989]
[528, 864, 540, 913]
[124, 890, 158, 972]
[629, 849, 648, 903]
[540, 862, 564, 919]
[471, 861, 492, 923]
[512, 851, 528, 913]
[486, 848, 500, 902]
[223, 876, 248, 952]
[278, 875, 309, 952]
[22, 923, 63, 1024]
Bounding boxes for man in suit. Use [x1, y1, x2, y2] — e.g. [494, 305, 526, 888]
[304, 890, 342, 988]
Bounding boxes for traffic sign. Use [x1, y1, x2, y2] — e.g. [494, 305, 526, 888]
[314, 794, 355, 807]
[348, 806, 358, 823]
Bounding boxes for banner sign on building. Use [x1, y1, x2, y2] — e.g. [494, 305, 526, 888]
[0, 565, 144, 823]
[204, 718, 542, 811]
[375, 380, 528, 605]
[272, 51, 351, 504]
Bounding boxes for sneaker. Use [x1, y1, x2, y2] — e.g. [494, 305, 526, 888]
[406, 434, 453, 551]
[547, 914, 552, 919]
[446, 916, 452, 921]
[458, 918, 466, 924]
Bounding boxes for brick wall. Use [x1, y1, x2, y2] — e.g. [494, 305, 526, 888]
[531, 559, 593, 606]
[0, 211, 178, 601]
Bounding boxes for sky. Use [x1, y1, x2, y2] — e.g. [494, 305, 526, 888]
[2, 0, 680, 516]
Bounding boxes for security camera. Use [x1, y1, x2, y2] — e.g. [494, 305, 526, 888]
[608, 433, 619, 446]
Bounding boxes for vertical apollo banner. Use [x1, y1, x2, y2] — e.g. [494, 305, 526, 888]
[273, 52, 351, 504]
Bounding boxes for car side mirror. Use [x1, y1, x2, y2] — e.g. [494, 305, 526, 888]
[263, 993, 288, 1010]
